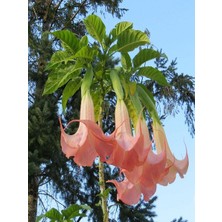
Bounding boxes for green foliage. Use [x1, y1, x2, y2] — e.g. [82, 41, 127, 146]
[44, 14, 168, 118]
[137, 66, 169, 86]
[62, 77, 82, 111]
[73, 46, 98, 60]
[117, 29, 150, 52]
[84, 14, 106, 46]
[36, 204, 92, 222]
[52, 30, 80, 52]
[114, 21, 133, 36]
[133, 48, 163, 68]
[43, 64, 82, 95]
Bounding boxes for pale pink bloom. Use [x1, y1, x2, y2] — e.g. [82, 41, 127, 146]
[123, 148, 168, 187]
[108, 147, 168, 205]
[59, 91, 113, 166]
[107, 178, 156, 205]
[152, 120, 189, 185]
[106, 100, 150, 171]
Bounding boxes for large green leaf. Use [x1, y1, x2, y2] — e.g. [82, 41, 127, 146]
[74, 46, 97, 60]
[137, 66, 169, 86]
[45, 50, 75, 70]
[115, 21, 133, 36]
[43, 64, 82, 95]
[109, 21, 133, 43]
[83, 14, 106, 45]
[62, 77, 82, 111]
[133, 48, 161, 68]
[44, 208, 63, 221]
[52, 30, 80, 52]
[61, 204, 85, 219]
[117, 29, 150, 52]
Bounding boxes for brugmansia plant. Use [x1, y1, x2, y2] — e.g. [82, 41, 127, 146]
[42, 14, 189, 222]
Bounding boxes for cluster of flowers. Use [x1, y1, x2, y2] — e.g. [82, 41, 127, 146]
[59, 75, 189, 205]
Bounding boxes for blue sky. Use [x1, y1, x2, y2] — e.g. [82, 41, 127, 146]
[102, 0, 195, 221]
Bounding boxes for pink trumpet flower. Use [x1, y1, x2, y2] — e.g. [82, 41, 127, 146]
[106, 100, 150, 171]
[108, 146, 168, 205]
[152, 120, 189, 185]
[107, 178, 157, 205]
[59, 91, 113, 166]
[123, 148, 168, 187]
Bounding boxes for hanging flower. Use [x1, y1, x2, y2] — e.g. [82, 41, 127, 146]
[108, 146, 168, 205]
[106, 99, 149, 171]
[152, 119, 189, 185]
[59, 67, 114, 166]
[107, 177, 157, 205]
[59, 91, 99, 166]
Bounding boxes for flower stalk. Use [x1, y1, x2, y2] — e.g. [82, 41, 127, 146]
[98, 82, 109, 222]
[98, 160, 109, 222]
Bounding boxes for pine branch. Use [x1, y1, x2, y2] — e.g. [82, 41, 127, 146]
[38, 190, 66, 208]
[62, 0, 88, 30]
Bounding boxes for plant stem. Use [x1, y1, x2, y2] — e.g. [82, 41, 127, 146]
[98, 159, 109, 222]
[98, 83, 109, 222]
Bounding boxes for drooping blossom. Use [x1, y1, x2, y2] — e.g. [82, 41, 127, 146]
[108, 139, 169, 205]
[152, 119, 189, 185]
[106, 99, 150, 171]
[60, 91, 113, 166]
[107, 177, 157, 205]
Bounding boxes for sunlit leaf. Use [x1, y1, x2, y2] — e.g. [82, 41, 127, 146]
[74, 46, 97, 60]
[62, 77, 82, 111]
[62, 204, 85, 219]
[84, 14, 106, 45]
[79, 204, 92, 211]
[117, 29, 150, 52]
[44, 208, 63, 220]
[133, 48, 161, 68]
[43, 64, 82, 95]
[52, 30, 80, 52]
[115, 21, 133, 36]
[45, 51, 75, 70]
[137, 66, 169, 86]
